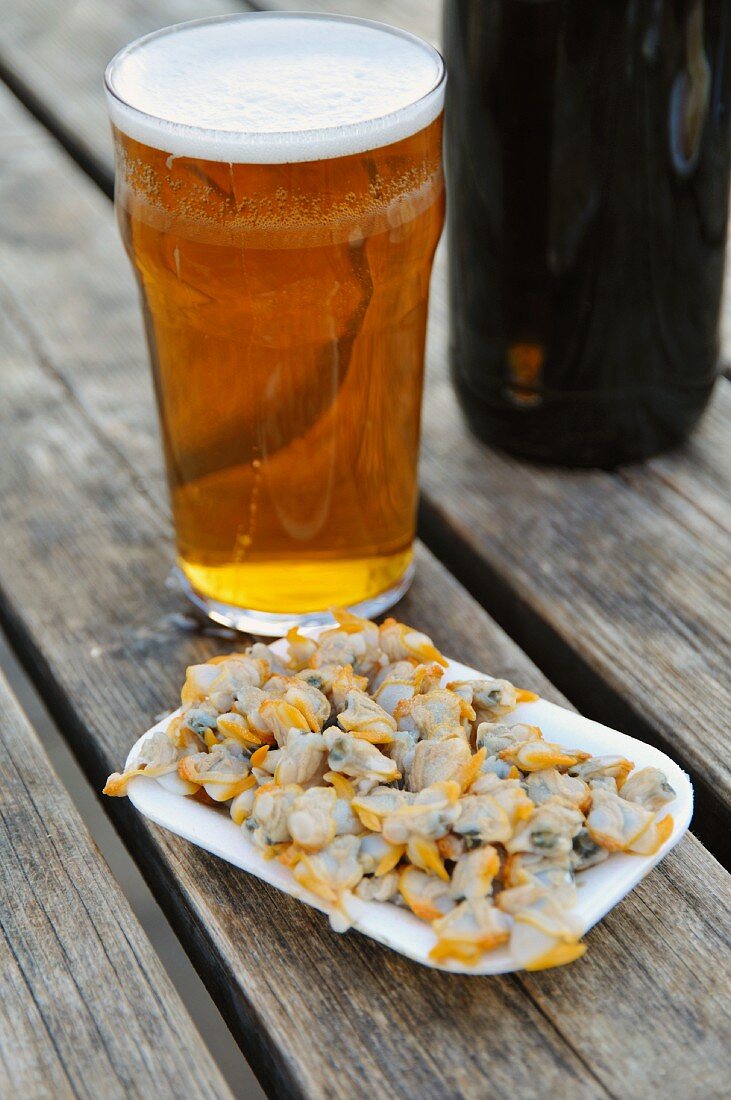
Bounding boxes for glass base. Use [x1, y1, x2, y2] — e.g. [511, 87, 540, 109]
[176, 563, 415, 637]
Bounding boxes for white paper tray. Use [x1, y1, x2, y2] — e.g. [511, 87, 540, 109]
[126, 641, 693, 974]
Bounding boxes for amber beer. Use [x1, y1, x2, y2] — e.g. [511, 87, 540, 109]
[106, 14, 445, 631]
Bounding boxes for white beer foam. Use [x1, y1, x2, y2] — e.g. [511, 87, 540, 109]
[105, 13, 444, 163]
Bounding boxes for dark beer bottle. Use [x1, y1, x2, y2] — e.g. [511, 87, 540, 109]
[444, 0, 731, 467]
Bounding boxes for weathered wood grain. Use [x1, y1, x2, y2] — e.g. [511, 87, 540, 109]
[0, 665, 232, 1099]
[0, 84, 730, 1099]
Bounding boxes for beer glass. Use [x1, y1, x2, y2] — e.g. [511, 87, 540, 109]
[105, 14, 445, 633]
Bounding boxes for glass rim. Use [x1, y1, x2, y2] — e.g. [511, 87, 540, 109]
[104, 11, 446, 162]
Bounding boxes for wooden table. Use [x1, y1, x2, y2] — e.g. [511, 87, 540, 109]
[0, 2, 729, 1097]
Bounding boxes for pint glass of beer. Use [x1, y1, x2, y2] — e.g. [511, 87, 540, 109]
[105, 14, 445, 633]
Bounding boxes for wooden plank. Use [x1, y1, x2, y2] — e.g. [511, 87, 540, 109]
[0, 665, 232, 1099]
[0, 85, 730, 1100]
